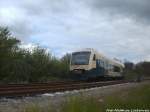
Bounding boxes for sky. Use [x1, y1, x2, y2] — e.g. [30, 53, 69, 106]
[0, 0, 150, 62]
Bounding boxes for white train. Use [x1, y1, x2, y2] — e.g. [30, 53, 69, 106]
[70, 48, 125, 80]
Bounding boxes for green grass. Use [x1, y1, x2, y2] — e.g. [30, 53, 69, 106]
[103, 84, 150, 110]
[62, 97, 101, 112]
[24, 103, 52, 112]
[24, 82, 150, 112]
[24, 104, 41, 112]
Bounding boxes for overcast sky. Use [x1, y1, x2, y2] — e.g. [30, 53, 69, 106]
[0, 0, 150, 62]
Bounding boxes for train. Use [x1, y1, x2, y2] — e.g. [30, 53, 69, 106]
[70, 48, 125, 80]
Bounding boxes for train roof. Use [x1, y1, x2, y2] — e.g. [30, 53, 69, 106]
[110, 59, 125, 68]
[72, 48, 96, 53]
[72, 48, 125, 68]
[95, 51, 124, 68]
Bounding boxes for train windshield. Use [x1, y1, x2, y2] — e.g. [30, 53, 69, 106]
[71, 52, 91, 65]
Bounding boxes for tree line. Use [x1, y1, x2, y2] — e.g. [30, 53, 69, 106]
[124, 61, 150, 80]
[0, 26, 150, 83]
[0, 27, 70, 83]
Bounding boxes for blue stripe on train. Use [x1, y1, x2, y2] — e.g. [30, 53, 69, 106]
[85, 60, 105, 78]
[71, 60, 106, 80]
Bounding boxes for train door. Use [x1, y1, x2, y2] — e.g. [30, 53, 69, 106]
[96, 59, 105, 77]
[91, 54, 96, 69]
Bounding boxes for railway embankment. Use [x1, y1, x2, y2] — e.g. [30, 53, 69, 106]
[0, 80, 149, 112]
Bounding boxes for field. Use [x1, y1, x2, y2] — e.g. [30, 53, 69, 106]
[24, 81, 150, 112]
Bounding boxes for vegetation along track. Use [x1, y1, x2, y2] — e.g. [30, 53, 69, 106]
[0, 80, 131, 97]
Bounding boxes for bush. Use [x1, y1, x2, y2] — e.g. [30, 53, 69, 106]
[0, 27, 70, 83]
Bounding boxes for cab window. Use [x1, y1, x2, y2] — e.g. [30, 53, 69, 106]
[93, 54, 96, 61]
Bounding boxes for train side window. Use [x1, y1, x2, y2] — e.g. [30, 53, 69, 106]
[98, 60, 101, 67]
[100, 60, 102, 66]
[114, 66, 121, 72]
[104, 62, 107, 69]
[93, 54, 96, 61]
[103, 62, 106, 68]
[106, 63, 109, 69]
[110, 65, 112, 69]
[110, 65, 112, 70]
[98, 60, 100, 65]
[99, 60, 102, 66]
[106, 63, 108, 69]
[108, 64, 111, 69]
[101, 61, 104, 67]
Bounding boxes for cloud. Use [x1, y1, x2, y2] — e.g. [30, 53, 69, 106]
[144, 55, 150, 62]
[0, 0, 150, 62]
[87, 0, 150, 24]
[0, 4, 34, 41]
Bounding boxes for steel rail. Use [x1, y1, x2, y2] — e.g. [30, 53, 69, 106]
[0, 80, 129, 97]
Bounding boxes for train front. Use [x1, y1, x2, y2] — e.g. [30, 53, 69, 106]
[70, 51, 91, 80]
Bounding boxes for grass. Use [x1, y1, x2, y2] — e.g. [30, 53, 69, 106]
[24, 103, 52, 112]
[103, 83, 150, 110]
[24, 97, 102, 112]
[24, 82, 150, 112]
[62, 97, 102, 112]
[24, 104, 41, 112]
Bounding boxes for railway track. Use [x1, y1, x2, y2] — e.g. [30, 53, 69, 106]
[0, 80, 130, 97]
